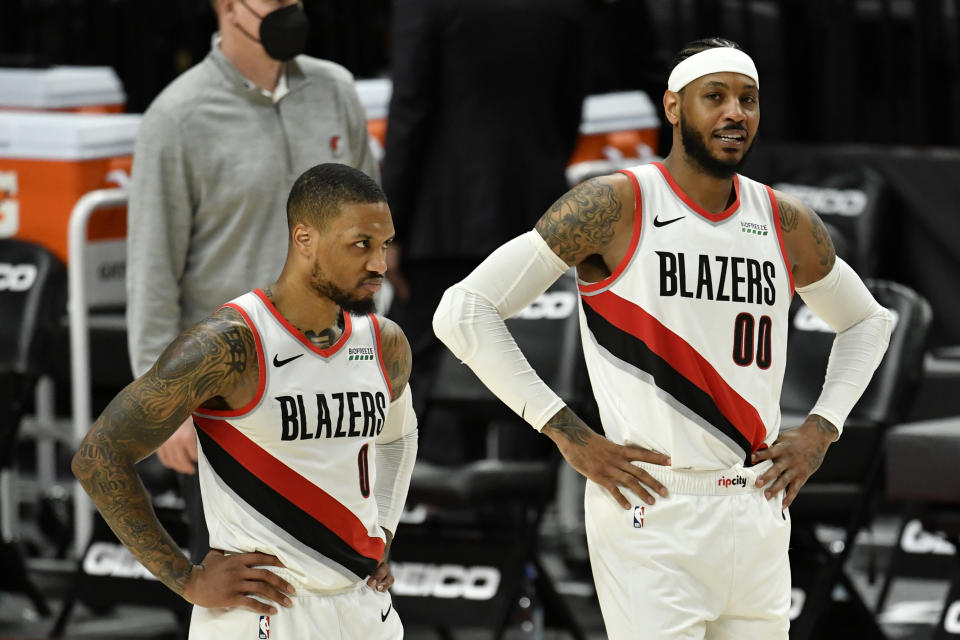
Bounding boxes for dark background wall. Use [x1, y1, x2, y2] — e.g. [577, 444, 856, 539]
[2, 0, 958, 346]
[2, 0, 958, 147]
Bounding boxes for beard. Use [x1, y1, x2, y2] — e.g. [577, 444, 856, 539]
[311, 264, 379, 316]
[679, 115, 756, 179]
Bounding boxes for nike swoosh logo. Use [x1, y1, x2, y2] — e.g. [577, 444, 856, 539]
[272, 353, 304, 367]
[653, 215, 685, 228]
[381, 603, 392, 622]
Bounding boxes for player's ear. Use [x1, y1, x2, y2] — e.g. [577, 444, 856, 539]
[291, 222, 316, 258]
[663, 90, 681, 126]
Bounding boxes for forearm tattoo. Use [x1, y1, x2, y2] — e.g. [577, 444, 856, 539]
[72, 308, 257, 595]
[535, 178, 622, 264]
[543, 407, 592, 446]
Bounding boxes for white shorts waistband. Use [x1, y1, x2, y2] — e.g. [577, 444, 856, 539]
[633, 459, 774, 495]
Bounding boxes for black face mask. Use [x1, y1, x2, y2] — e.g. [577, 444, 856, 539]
[237, 1, 309, 62]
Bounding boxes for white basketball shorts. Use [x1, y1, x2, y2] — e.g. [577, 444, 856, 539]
[188, 580, 403, 639]
[584, 460, 791, 640]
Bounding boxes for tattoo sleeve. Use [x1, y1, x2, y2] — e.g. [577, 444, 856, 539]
[535, 177, 623, 264]
[71, 307, 257, 597]
[377, 316, 412, 398]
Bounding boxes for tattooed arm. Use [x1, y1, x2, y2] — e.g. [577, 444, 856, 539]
[434, 173, 670, 511]
[755, 190, 890, 508]
[774, 190, 837, 288]
[71, 307, 295, 613]
[535, 173, 637, 274]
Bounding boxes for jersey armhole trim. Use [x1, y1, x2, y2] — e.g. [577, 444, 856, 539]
[370, 315, 394, 400]
[194, 301, 267, 418]
[578, 169, 643, 294]
[765, 185, 796, 297]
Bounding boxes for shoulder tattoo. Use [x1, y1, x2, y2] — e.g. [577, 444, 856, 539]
[807, 211, 837, 270]
[777, 197, 800, 233]
[535, 178, 622, 264]
[377, 317, 411, 398]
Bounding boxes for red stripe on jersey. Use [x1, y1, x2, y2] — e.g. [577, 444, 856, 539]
[198, 302, 267, 417]
[253, 288, 353, 357]
[653, 161, 741, 223]
[193, 415, 385, 560]
[583, 290, 767, 452]
[579, 170, 643, 294]
[765, 186, 795, 296]
[370, 315, 394, 400]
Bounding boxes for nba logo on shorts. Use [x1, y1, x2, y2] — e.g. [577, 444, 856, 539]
[633, 506, 645, 529]
[258, 615, 270, 639]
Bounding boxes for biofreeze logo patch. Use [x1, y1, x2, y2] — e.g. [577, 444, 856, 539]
[349, 346, 375, 361]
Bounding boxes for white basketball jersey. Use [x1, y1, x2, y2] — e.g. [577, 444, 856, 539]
[577, 162, 794, 470]
[193, 289, 393, 591]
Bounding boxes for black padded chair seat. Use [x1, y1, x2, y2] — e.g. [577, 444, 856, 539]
[409, 459, 556, 509]
[886, 418, 960, 504]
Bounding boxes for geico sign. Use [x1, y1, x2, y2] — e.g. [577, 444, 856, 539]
[83, 542, 158, 580]
[774, 183, 868, 216]
[514, 291, 576, 320]
[901, 519, 956, 555]
[0, 263, 37, 292]
[945, 601, 960, 634]
[391, 562, 500, 600]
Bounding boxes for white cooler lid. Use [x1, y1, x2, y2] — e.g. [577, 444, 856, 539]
[355, 78, 392, 120]
[0, 112, 141, 160]
[580, 91, 659, 134]
[0, 66, 126, 109]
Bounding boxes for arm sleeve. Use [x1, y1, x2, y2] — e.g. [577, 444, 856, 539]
[796, 258, 894, 436]
[374, 385, 418, 534]
[432, 231, 571, 430]
[126, 107, 194, 377]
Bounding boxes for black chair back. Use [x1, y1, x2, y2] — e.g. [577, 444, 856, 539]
[781, 278, 931, 428]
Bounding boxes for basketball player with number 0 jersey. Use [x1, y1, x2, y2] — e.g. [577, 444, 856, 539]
[74, 164, 417, 639]
[433, 38, 892, 638]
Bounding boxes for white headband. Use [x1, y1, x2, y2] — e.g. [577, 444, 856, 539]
[667, 47, 759, 92]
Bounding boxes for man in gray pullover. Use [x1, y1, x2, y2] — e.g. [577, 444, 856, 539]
[126, 0, 379, 562]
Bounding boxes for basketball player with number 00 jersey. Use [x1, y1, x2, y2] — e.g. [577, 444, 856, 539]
[433, 38, 893, 638]
[74, 164, 417, 639]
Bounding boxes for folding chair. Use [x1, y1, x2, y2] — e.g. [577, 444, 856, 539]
[783, 280, 931, 639]
[392, 272, 588, 640]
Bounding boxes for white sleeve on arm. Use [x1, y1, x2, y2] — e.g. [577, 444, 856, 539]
[374, 385, 418, 535]
[432, 231, 571, 431]
[796, 257, 894, 436]
[126, 108, 192, 377]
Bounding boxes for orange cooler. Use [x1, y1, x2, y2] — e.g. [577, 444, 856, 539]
[567, 91, 660, 184]
[0, 66, 126, 114]
[355, 78, 391, 164]
[0, 112, 141, 304]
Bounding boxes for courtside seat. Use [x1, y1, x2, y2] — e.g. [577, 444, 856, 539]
[0, 238, 67, 617]
[782, 280, 931, 640]
[409, 458, 555, 510]
[879, 418, 960, 638]
[395, 273, 587, 640]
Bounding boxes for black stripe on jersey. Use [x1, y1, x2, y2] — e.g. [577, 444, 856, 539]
[196, 429, 379, 579]
[581, 302, 753, 464]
